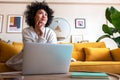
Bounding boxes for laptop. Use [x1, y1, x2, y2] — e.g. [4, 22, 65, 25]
[22, 42, 73, 75]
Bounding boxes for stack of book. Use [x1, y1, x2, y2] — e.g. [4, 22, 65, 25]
[71, 72, 109, 79]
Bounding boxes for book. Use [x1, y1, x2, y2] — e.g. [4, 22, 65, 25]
[71, 72, 109, 79]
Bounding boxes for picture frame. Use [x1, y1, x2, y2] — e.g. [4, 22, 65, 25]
[75, 18, 85, 29]
[0, 15, 3, 33]
[71, 35, 83, 43]
[7, 14, 23, 33]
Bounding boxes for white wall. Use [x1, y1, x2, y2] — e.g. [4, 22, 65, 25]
[0, 0, 120, 49]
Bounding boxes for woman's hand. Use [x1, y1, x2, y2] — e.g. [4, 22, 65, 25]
[34, 17, 45, 37]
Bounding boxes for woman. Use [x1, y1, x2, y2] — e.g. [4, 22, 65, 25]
[23, 1, 57, 43]
[6, 1, 57, 71]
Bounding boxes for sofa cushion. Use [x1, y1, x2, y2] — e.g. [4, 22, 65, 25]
[0, 41, 19, 63]
[72, 47, 85, 61]
[111, 48, 120, 61]
[73, 42, 106, 61]
[83, 48, 112, 61]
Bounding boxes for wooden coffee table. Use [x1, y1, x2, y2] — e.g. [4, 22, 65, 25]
[0, 71, 120, 80]
[23, 73, 120, 80]
[0, 71, 23, 80]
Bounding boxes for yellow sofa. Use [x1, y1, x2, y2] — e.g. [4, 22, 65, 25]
[70, 42, 120, 74]
[0, 41, 120, 74]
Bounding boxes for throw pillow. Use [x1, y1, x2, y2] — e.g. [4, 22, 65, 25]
[73, 43, 86, 61]
[111, 48, 120, 61]
[72, 48, 85, 61]
[83, 47, 112, 61]
[0, 41, 19, 63]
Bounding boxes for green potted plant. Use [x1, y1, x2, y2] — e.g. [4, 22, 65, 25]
[96, 6, 120, 48]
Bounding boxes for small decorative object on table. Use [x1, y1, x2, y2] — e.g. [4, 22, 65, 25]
[71, 72, 109, 79]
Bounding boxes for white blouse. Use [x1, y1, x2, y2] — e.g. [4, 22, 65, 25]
[22, 27, 57, 43]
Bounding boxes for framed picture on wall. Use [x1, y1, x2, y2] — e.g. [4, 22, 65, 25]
[75, 18, 85, 29]
[7, 14, 23, 33]
[0, 15, 3, 33]
[71, 35, 83, 43]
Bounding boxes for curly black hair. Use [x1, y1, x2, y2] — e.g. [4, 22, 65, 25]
[24, 1, 54, 28]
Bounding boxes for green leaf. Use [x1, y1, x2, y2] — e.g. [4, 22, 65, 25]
[110, 6, 118, 14]
[108, 27, 118, 33]
[112, 36, 120, 48]
[110, 7, 120, 29]
[102, 24, 113, 35]
[105, 6, 120, 29]
[105, 7, 112, 23]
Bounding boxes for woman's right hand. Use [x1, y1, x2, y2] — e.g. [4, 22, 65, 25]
[34, 17, 45, 37]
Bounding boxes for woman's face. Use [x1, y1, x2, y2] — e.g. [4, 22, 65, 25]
[34, 9, 48, 27]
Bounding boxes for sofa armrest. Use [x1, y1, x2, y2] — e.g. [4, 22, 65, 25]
[0, 41, 20, 63]
[12, 42, 23, 53]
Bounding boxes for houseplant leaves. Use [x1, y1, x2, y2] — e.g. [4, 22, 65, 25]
[96, 6, 120, 48]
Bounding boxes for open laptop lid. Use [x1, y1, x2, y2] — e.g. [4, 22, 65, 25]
[22, 42, 73, 75]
